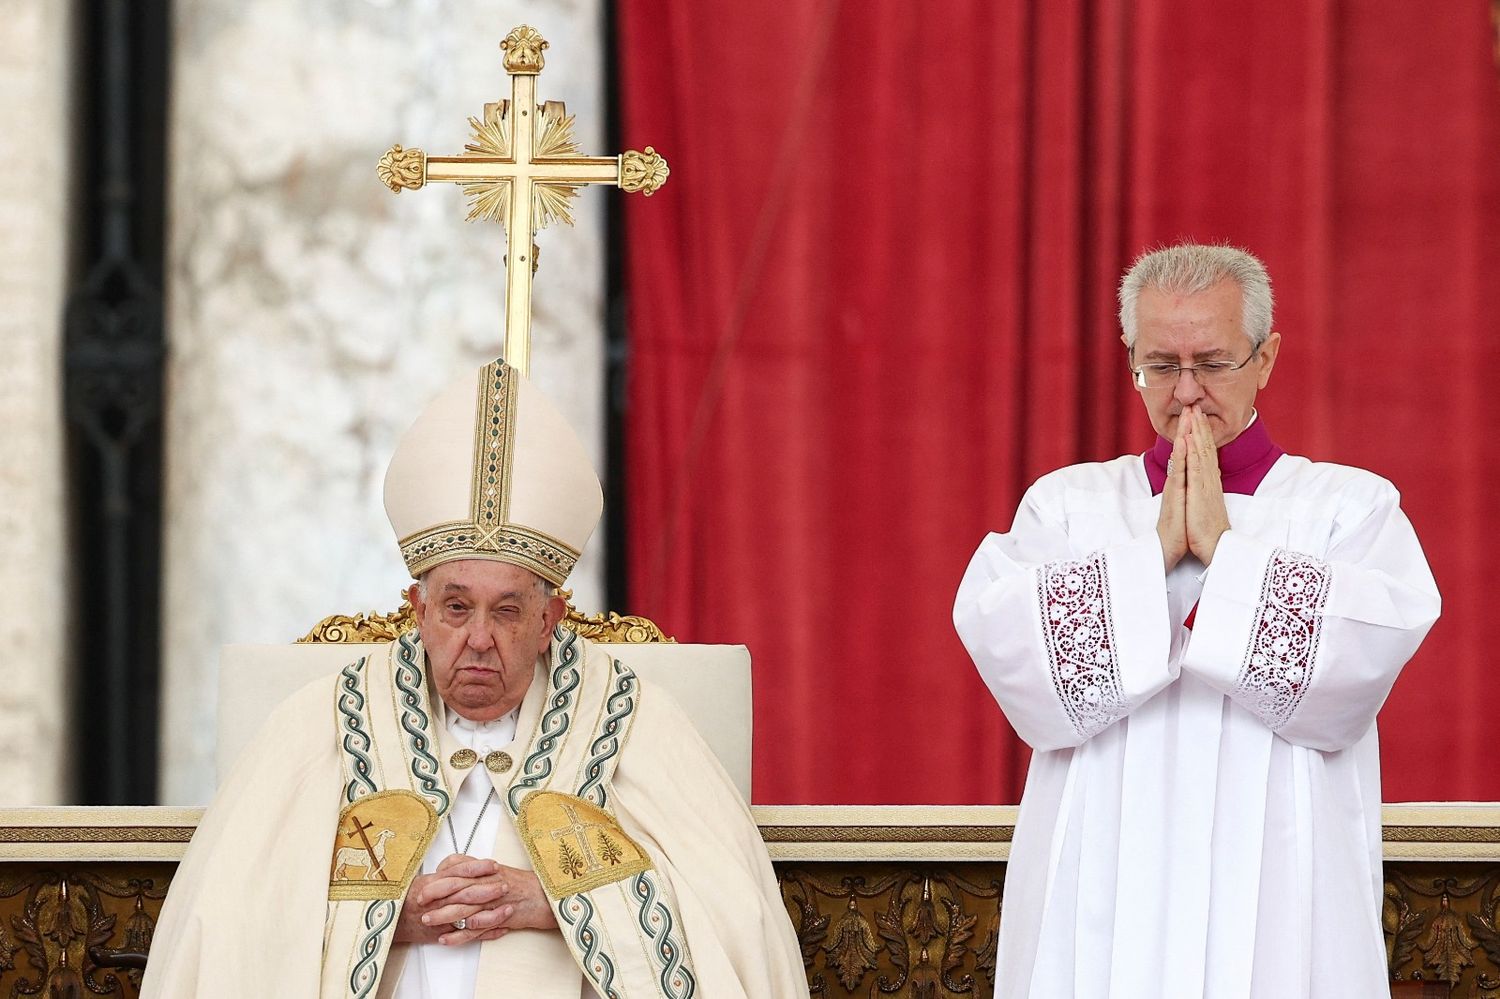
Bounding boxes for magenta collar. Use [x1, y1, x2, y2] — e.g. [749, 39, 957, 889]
[1143, 414, 1284, 496]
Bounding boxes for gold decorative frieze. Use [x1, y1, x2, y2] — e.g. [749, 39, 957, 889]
[754, 805, 1019, 862]
[760, 825, 1013, 845]
[0, 826, 195, 845]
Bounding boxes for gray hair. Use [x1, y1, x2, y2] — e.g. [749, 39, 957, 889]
[415, 568, 554, 601]
[1117, 243, 1274, 351]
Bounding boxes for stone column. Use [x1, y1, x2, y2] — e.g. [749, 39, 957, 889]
[0, 0, 72, 804]
[162, 2, 609, 803]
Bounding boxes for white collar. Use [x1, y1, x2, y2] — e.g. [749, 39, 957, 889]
[442, 703, 519, 748]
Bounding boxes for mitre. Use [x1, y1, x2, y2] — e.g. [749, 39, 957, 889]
[383, 358, 602, 586]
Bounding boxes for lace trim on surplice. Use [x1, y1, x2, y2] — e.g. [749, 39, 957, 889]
[1233, 548, 1333, 729]
[1037, 553, 1127, 739]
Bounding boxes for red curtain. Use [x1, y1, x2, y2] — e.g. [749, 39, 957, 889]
[616, 1, 1500, 804]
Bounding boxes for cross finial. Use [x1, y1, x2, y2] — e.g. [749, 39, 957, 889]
[501, 25, 548, 74]
[377, 25, 669, 375]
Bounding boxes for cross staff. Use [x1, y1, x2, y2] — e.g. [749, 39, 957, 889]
[377, 24, 669, 375]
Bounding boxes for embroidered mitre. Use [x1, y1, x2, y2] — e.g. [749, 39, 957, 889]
[383, 359, 601, 585]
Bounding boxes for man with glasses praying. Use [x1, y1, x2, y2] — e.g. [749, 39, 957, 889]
[953, 242, 1440, 999]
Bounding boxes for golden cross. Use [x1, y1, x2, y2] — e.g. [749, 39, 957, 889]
[549, 802, 605, 874]
[377, 25, 669, 375]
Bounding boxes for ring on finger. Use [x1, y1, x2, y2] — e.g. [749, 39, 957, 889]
[453, 917, 467, 931]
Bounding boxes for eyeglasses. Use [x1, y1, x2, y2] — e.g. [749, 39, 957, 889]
[1130, 348, 1260, 390]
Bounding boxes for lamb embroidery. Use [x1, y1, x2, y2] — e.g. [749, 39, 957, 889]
[327, 790, 440, 901]
[333, 820, 396, 882]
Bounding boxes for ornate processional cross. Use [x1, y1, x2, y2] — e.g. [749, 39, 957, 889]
[376, 25, 669, 376]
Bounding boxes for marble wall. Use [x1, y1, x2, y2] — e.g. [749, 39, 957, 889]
[162, 0, 610, 803]
[0, 0, 72, 804]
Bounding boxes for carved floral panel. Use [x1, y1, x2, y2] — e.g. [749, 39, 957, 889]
[2, 859, 1497, 996]
[0, 863, 173, 998]
[776, 863, 1004, 997]
[1386, 863, 1500, 996]
[775, 861, 1500, 998]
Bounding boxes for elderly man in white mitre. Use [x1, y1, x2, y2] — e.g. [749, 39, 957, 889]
[954, 243, 1440, 999]
[144, 359, 805, 998]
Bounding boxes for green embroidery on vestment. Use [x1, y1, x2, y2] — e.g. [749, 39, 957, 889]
[558, 892, 618, 997]
[338, 658, 377, 803]
[349, 899, 397, 998]
[634, 870, 697, 998]
[393, 633, 449, 815]
[508, 625, 583, 812]
[576, 659, 638, 809]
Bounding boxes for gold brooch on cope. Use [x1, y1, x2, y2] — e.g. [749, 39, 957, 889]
[328, 790, 440, 901]
[515, 790, 652, 898]
[450, 749, 512, 772]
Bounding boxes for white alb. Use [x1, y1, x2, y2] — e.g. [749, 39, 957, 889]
[954, 452, 1439, 999]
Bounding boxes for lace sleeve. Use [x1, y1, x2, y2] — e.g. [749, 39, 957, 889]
[1230, 549, 1333, 730]
[1182, 485, 1438, 752]
[955, 486, 1174, 753]
[1037, 553, 1128, 739]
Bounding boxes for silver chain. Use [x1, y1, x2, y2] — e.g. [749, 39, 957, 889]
[447, 786, 496, 856]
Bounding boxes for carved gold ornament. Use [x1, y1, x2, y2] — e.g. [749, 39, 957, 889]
[554, 589, 677, 644]
[620, 147, 670, 196]
[299, 592, 675, 645]
[501, 25, 548, 74]
[297, 601, 416, 644]
[376, 24, 668, 376]
[376, 144, 426, 192]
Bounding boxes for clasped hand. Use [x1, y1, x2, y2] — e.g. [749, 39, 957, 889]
[1158, 405, 1231, 571]
[395, 854, 559, 946]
